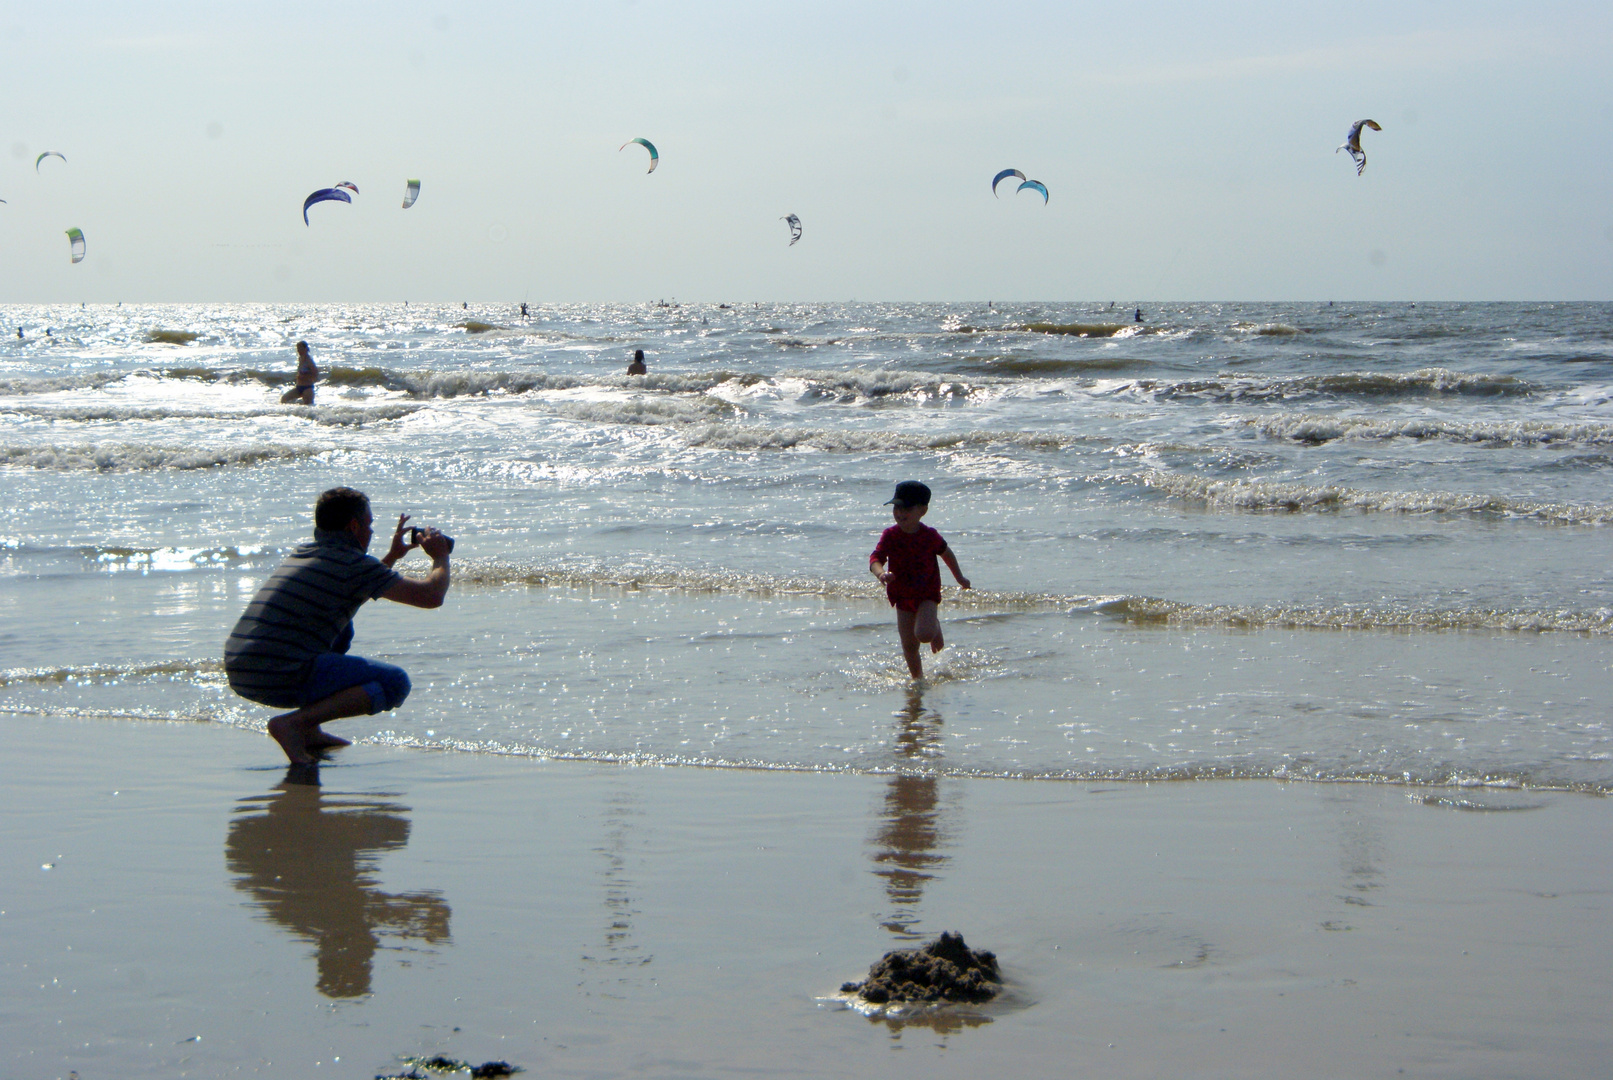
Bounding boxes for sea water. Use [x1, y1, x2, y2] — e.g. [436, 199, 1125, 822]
[2, 301, 1611, 790]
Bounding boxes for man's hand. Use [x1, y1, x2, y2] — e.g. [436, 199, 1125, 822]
[417, 527, 452, 562]
[382, 512, 412, 567]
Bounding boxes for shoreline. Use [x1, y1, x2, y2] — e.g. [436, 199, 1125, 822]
[4, 712, 1609, 1078]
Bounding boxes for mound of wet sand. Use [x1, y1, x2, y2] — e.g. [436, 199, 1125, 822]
[380, 1056, 519, 1078]
[840, 931, 1000, 1004]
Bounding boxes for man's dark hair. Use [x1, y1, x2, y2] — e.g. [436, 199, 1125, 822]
[315, 487, 370, 531]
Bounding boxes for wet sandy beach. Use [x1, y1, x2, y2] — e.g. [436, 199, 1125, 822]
[3, 712, 1608, 1079]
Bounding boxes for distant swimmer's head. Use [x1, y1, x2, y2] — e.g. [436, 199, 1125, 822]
[296, 340, 311, 357]
[627, 348, 647, 374]
[635, 349, 645, 361]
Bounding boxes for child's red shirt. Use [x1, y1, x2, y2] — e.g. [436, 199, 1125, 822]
[871, 523, 948, 612]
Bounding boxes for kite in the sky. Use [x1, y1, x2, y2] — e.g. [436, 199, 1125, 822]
[402, 179, 421, 208]
[1336, 119, 1382, 176]
[620, 137, 659, 174]
[66, 227, 85, 263]
[782, 213, 802, 246]
[992, 168, 1026, 197]
[302, 187, 352, 225]
[1017, 179, 1049, 205]
[36, 151, 66, 172]
[334, 181, 359, 195]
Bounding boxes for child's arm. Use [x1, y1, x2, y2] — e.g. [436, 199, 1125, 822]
[870, 556, 892, 585]
[940, 547, 970, 590]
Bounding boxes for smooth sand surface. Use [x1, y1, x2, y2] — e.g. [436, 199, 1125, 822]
[3, 713, 1610, 1079]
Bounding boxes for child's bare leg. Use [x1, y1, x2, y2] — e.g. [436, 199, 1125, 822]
[267, 684, 372, 764]
[914, 600, 944, 654]
[896, 608, 924, 679]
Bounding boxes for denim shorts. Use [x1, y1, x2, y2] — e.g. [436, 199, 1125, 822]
[299, 652, 411, 715]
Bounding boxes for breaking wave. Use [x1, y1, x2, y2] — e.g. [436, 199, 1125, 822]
[678, 423, 1087, 453]
[947, 355, 1149, 376]
[0, 658, 223, 688]
[0, 372, 131, 396]
[1098, 596, 1613, 634]
[457, 561, 1613, 635]
[0, 442, 327, 471]
[458, 560, 1076, 608]
[2, 403, 421, 427]
[1249, 414, 1613, 447]
[543, 397, 744, 425]
[1124, 468, 1613, 524]
[1020, 322, 1128, 337]
[1101, 367, 1532, 403]
[200, 365, 985, 402]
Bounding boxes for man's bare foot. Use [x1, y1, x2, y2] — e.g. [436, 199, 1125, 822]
[267, 714, 313, 765]
[304, 729, 352, 750]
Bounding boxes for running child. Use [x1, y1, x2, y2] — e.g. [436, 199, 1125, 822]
[869, 481, 971, 679]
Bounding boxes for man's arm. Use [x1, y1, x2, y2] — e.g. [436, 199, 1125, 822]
[381, 529, 451, 609]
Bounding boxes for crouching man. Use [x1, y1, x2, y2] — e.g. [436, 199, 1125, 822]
[225, 487, 451, 765]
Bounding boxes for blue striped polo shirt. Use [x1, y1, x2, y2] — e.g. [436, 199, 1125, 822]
[224, 529, 401, 707]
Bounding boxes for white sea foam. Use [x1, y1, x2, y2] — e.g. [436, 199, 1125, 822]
[0, 442, 325, 471]
[0, 658, 223, 687]
[0, 372, 130, 395]
[1125, 467, 1613, 524]
[1249, 413, 1613, 446]
[1101, 367, 1532, 403]
[456, 561, 1613, 634]
[542, 397, 742, 425]
[679, 424, 1084, 453]
[2, 403, 421, 427]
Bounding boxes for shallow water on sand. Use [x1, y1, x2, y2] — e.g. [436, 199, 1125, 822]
[3, 301, 1613, 789]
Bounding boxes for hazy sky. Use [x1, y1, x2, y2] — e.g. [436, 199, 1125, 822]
[3, 1, 1611, 302]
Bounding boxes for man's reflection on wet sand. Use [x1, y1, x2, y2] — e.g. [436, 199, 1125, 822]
[225, 766, 450, 999]
[871, 687, 950, 939]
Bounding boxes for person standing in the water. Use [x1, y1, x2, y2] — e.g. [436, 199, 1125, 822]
[1134, 307, 1144, 323]
[280, 341, 319, 406]
[626, 349, 647, 375]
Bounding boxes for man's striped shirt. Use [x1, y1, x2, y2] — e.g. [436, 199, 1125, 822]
[224, 530, 400, 707]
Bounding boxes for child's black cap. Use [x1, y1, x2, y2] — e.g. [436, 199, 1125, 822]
[884, 481, 931, 508]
